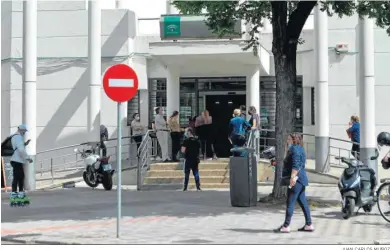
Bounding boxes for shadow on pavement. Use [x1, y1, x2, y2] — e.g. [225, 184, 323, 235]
[226, 228, 274, 234]
[2, 189, 275, 223]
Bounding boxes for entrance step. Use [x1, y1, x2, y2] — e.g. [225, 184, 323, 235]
[144, 176, 230, 184]
[140, 183, 230, 191]
[150, 162, 229, 171]
[147, 170, 228, 178]
[143, 158, 341, 190]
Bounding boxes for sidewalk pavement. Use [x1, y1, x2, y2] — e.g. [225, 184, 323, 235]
[1, 185, 389, 244]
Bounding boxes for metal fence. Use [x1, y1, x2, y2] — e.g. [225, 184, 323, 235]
[248, 128, 356, 169]
[33, 127, 358, 187]
[35, 136, 139, 183]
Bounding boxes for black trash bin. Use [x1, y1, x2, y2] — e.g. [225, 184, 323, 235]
[229, 147, 258, 207]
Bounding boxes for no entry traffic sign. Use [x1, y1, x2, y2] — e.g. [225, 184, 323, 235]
[103, 64, 139, 103]
[102, 63, 139, 239]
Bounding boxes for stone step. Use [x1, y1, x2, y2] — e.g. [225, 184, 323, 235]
[147, 169, 228, 178]
[140, 183, 230, 190]
[144, 176, 230, 184]
[150, 162, 229, 171]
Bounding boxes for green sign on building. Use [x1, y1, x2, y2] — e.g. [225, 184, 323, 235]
[163, 16, 181, 37]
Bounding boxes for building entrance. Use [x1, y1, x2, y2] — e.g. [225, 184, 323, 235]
[205, 94, 246, 158]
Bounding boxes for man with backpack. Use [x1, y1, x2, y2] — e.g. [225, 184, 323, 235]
[1, 124, 33, 203]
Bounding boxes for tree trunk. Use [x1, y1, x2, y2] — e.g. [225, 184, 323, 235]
[272, 51, 297, 199]
[269, 2, 298, 199]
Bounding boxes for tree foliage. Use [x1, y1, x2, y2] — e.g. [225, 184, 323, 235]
[173, 1, 390, 52]
[172, 0, 390, 199]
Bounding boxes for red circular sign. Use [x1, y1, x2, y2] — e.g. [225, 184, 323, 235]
[103, 64, 139, 102]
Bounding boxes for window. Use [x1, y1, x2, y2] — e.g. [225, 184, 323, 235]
[311, 87, 315, 125]
[127, 91, 140, 126]
[148, 79, 167, 126]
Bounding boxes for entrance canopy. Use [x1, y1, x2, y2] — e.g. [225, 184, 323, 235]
[149, 40, 271, 77]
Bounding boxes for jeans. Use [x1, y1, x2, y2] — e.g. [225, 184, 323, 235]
[133, 135, 143, 152]
[231, 134, 246, 157]
[11, 161, 24, 192]
[171, 132, 182, 161]
[351, 144, 360, 160]
[283, 182, 312, 227]
[183, 159, 200, 189]
[100, 141, 107, 157]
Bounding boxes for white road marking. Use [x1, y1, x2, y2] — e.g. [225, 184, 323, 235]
[108, 79, 134, 88]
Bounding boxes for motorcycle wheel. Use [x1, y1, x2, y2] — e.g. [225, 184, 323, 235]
[102, 173, 113, 191]
[363, 204, 373, 213]
[83, 171, 99, 188]
[342, 197, 355, 219]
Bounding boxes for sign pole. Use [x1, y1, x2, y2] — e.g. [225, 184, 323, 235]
[116, 101, 122, 239]
[102, 63, 138, 239]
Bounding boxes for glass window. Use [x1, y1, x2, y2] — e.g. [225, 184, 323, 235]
[180, 78, 195, 91]
[180, 93, 196, 127]
[149, 79, 167, 126]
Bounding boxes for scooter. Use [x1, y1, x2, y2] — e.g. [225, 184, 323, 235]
[336, 150, 379, 219]
[74, 143, 115, 191]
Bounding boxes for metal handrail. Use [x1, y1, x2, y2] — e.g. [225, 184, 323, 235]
[246, 128, 358, 169]
[137, 130, 154, 190]
[34, 135, 144, 185]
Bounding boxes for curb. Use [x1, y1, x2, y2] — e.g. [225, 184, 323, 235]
[36, 177, 84, 191]
[306, 169, 339, 180]
[1, 236, 78, 245]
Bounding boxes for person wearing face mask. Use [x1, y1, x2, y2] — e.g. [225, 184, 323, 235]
[181, 127, 201, 191]
[10, 124, 33, 194]
[131, 113, 145, 152]
[274, 133, 313, 233]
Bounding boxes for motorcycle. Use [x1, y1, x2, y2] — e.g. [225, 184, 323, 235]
[336, 150, 379, 219]
[261, 146, 276, 169]
[74, 143, 115, 191]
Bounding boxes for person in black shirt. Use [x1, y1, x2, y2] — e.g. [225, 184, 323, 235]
[100, 125, 108, 157]
[181, 127, 201, 191]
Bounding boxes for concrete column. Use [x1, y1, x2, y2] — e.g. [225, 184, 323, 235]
[22, 0, 37, 191]
[246, 67, 260, 115]
[166, 67, 180, 117]
[88, 0, 101, 143]
[358, 16, 377, 174]
[314, 5, 330, 173]
[166, 0, 171, 14]
[239, 0, 251, 40]
[115, 0, 126, 9]
[262, 18, 271, 32]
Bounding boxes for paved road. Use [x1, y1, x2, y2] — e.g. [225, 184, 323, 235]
[1, 185, 389, 244]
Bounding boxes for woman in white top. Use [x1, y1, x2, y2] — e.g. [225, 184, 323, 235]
[131, 113, 145, 151]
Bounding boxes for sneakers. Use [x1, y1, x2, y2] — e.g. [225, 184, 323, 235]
[183, 187, 201, 191]
[273, 225, 314, 233]
[298, 225, 315, 232]
[273, 226, 290, 233]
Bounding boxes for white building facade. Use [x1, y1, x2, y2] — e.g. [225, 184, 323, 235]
[1, 0, 390, 158]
